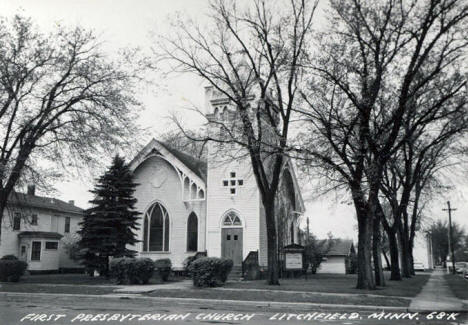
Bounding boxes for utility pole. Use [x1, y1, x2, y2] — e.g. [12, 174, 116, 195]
[443, 201, 457, 274]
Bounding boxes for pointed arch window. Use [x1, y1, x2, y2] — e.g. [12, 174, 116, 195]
[290, 222, 295, 244]
[223, 211, 242, 226]
[143, 202, 170, 252]
[187, 212, 198, 252]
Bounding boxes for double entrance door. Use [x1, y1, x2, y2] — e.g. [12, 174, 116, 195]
[221, 228, 243, 266]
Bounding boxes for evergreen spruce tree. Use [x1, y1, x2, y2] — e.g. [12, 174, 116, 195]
[78, 155, 140, 276]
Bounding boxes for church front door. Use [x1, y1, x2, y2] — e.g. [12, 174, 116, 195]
[221, 228, 243, 266]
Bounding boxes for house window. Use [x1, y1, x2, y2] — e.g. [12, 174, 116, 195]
[143, 202, 169, 252]
[64, 217, 70, 233]
[31, 214, 38, 225]
[45, 241, 58, 250]
[31, 241, 41, 261]
[13, 214, 21, 230]
[187, 212, 198, 252]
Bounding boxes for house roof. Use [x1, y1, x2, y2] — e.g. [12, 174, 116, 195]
[7, 192, 84, 215]
[157, 141, 207, 181]
[18, 231, 63, 240]
[319, 239, 354, 256]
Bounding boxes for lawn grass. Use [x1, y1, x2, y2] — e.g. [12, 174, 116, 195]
[19, 273, 185, 285]
[444, 274, 468, 300]
[224, 272, 430, 298]
[0, 283, 116, 295]
[145, 287, 410, 307]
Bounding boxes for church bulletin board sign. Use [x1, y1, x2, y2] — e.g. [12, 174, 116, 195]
[283, 243, 305, 271]
[285, 252, 303, 270]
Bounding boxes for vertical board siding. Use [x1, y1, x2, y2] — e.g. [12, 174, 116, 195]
[132, 156, 206, 269]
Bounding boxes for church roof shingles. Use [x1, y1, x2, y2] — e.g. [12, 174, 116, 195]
[318, 239, 354, 256]
[157, 141, 207, 181]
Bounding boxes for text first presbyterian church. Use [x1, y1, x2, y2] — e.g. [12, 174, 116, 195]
[128, 87, 305, 271]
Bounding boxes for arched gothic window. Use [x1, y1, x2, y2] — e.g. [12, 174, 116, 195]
[143, 202, 169, 252]
[187, 212, 198, 252]
[290, 222, 295, 244]
[223, 211, 242, 226]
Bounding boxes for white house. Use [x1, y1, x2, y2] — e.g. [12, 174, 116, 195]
[128, 87, 305, 272]
[0, 186, 84, 272]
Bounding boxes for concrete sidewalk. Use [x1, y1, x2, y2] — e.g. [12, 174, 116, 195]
[113, 279, 192, 293]
[409, 268, 464, 312]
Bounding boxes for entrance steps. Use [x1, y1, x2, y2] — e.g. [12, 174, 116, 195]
[228, 266, 243, 281]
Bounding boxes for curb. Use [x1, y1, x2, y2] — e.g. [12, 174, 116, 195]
[0, 291, 409, 312]
[213, 287, 412, 300]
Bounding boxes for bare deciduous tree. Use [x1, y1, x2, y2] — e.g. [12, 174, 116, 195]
[156, 0, 317, 284]
[0, 15, 143, 238]
[298, 0, 467, 289]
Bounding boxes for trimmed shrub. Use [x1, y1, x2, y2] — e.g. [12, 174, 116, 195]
[154, 258, 172, 281]
[110, 257, 155, 284]
[183, 255, 198, 275]
[188, 257, 233, 287]
[0, 258, 28, 282]
[1, 254, 18, 260]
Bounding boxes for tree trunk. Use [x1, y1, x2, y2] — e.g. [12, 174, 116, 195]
[372, 214, 385, 287]
[0, 192, 7, 242]
[387, 229, 402, 280]
[409, 251, 415, 275]
[398, 227, 411, 278]
[382, 250, 390, 270]
[104, 255, 108, 277]
[265, 201, 280, 285]
[356, 213, 375, 289]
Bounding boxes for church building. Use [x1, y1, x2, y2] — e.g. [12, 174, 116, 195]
[128, 87, 305, 271]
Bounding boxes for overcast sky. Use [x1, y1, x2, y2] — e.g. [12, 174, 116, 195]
[1, 0, 467, 241]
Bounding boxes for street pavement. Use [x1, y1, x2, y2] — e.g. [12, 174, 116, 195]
[1, 292, 467, 325]
[1, 269, 467, 325]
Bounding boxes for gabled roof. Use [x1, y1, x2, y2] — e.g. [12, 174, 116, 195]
[129, 138, 207, 184]
[157, 141, 207, 181]
[319, 239, 354, 256]
[7, 192, 84, 215]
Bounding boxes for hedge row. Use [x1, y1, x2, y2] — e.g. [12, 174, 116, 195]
[110, 257, 172, 284]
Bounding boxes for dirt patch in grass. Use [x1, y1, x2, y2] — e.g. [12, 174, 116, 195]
[444, 274, 468, 300]
[225, 272, 430, 298]
[145, 288, 410, 307]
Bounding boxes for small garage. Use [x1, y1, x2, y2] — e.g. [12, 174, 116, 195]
[317, 239, 355, 274]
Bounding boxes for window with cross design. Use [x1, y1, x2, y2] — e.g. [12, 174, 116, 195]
[222, 171, 244, 195]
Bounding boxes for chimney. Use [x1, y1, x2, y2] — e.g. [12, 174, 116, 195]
[68, 200, 75, 206]
[27, 185, 36, 196]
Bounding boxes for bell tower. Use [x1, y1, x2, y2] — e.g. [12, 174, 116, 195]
[204, 86, 261, 264]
